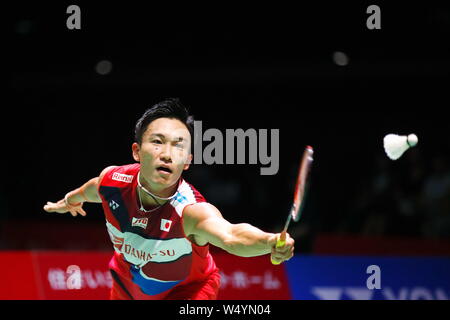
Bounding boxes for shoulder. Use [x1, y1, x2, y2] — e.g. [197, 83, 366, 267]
[99, 166, 118, 179]
[183, 202, 223, 237]
[184, 202, 223, 223]
[177, 179, 207, 203]
[98, 163, 140, 186]
[171, 179, 207, 216]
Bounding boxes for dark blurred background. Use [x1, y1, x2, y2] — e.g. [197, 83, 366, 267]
[4, 2, 450, 253]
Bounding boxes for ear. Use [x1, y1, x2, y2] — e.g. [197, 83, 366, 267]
[183, 153, 193, 171]
[132, 143, 141, 162]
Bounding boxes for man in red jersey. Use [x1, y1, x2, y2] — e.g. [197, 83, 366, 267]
[43, 98, 294, 300]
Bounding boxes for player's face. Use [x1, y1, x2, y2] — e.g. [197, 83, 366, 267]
[133, 117, 192, 190]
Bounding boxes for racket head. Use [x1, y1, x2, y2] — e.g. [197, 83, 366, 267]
[291, 145, 314, 222]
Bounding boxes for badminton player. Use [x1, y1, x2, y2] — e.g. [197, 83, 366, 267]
[43, 98, 294, 300]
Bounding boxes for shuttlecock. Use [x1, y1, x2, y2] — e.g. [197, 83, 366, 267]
[383, 133, 418, 160]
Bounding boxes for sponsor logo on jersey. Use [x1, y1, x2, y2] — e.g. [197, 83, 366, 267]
[122, 245, 176, 263]
[109, 200, 120, 210]
[110, 234, 124, 251]
[160, 219, 172, 232]
[109, 232, 177, 263]
[132, 217, 148, 229]
[112, 172, 134, 183]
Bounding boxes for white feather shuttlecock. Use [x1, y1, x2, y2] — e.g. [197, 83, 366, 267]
[383, 133, 418, 160]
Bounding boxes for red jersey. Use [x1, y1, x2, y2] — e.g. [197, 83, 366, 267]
[98, 164, 220, 299]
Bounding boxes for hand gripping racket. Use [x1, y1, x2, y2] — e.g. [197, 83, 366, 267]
[271, 146, 314, 265]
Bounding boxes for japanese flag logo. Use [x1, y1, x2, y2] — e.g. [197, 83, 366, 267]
[160, 219, 172, 232]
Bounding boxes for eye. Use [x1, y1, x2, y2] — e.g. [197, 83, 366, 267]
[152, 139, 162, 144]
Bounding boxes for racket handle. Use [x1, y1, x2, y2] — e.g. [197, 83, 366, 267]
[270, 231, 286, 265]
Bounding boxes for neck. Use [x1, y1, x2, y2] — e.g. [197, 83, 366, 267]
[138, 189, 167, 210]
[137, 172, 178, 207]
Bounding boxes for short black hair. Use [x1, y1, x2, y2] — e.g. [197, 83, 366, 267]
[134, 98, 194, 145]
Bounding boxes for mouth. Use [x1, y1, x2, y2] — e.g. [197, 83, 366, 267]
[156, 166, 173, 175]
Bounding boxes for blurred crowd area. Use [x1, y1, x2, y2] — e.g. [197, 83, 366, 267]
[337, 149, 450, 239]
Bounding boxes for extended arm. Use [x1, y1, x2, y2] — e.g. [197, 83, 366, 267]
[43, 166, 116, 216]
[183, 202, 294, 263]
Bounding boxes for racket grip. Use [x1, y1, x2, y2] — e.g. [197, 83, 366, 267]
[270, 233, 286, 265]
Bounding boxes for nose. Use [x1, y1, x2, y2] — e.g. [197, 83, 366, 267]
[159, 143, 172, 163]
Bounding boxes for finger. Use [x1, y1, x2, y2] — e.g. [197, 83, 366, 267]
[271, 250, 286, 261]
[277, 254, 291, 263]
[272, 245, 292, 253]
[274, 246, 291, 255]
[283, 251, 294, 262]
[78, 207, 87, 216]
[270, 255, 283, 264]
[279, 238, 294, 249]
[44, 204, 56, 212]
[273, 254, 291, 263]
[69, 209, 77, 217]
[272, 246, 294, 259]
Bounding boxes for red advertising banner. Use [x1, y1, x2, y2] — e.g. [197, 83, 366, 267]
[212, 250, 292, 300]
[0, 251, 113, 300]
[0, 250, 291, 300]
[34, 251, 113, 300]
[2, 251, 41, 300]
